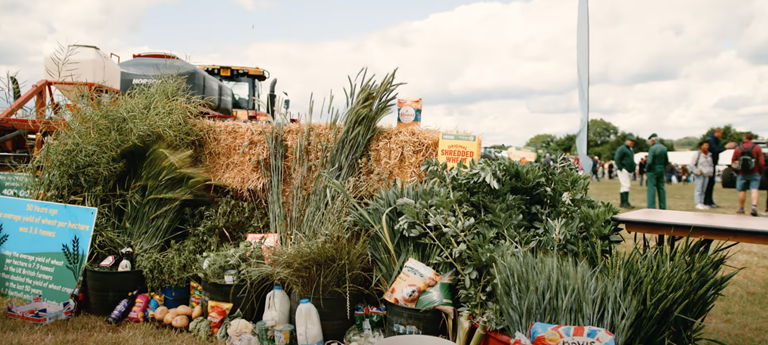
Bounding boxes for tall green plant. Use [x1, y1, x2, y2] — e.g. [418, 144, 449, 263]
[609, 239, 739, 345]
[114, 143, 211, 258]
[253, 68, 400, 297]
[494, 250, 636, 344]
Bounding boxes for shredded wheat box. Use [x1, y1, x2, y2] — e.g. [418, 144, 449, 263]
[438, 133, 482, 168]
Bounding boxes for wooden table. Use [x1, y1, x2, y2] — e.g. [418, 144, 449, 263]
[612, 209, 768, 245]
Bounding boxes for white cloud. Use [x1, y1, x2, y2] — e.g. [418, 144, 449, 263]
[2, 0, 768, 146]
[231, 0, 273, 11]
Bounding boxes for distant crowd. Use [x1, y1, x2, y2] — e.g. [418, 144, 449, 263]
[555, 128, 765, 216]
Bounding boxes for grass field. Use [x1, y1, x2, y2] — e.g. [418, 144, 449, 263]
[1, 179, 766, 344]
[589, 177, 768, 344]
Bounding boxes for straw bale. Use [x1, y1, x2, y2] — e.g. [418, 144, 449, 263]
[199, 121, 442, 195]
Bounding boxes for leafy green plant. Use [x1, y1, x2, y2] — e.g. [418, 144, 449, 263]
[356, 155, 622, 329]
[61, 236, 84, 281]
[108, 143, 211, 257]
[609, 238, 739, 345]
[494, 249, 636, 344]
[493, 238, 738, 345]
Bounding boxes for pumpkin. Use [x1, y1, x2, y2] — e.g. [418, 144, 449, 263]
[154, 306, 169, 321]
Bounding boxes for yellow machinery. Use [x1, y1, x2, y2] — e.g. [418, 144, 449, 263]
[198, 64, 273, 121]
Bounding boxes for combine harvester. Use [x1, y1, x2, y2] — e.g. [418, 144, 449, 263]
[0, 44, 280, 166]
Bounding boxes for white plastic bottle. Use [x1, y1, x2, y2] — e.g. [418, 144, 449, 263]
[296, 299, 323, 345]
[262, 286, 290, 325]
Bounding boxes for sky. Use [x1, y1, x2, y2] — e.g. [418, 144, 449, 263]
[1, 0, 767, 146]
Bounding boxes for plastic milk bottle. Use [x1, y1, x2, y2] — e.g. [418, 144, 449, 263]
[262, 285, 290, 325]
[296, 299, 323, 345]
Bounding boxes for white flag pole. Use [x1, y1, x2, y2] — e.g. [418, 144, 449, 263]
[577, 0, 591, 173]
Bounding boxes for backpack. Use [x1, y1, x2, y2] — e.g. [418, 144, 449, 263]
[734, 143, 756, 172]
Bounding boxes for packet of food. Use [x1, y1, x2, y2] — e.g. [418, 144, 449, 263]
[383, 258, 441, 307]
[127, 293, 150, 322]
[415, 269, 454, 310]
[190, 281, 203, 308]
[397, 98, 422, 128]
[529, 322, 615, 345]
[207, 301, 234, 335]
[145, 293, 164, 320]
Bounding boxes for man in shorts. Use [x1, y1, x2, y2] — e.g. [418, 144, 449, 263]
[732, 132, 765, 216]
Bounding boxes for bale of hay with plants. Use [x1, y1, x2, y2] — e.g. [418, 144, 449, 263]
[8, 68, 739, 345]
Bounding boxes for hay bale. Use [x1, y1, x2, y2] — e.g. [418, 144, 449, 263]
[200, 121, 441, 194]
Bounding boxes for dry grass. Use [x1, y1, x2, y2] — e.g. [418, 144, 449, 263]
[0, 306, 211, 345]
[199, 121, 441, 195]
[588, 178, 768, 344]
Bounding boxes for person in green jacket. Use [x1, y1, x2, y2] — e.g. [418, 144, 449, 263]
[646, 133, 670, 209]
[614, 134, 636, 208]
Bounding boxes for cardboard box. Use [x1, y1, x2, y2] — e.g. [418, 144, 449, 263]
[438, 133, 482, 168]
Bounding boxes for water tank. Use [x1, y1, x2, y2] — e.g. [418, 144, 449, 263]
[118, 53, 233, 115]
[43, 44, 121, 100]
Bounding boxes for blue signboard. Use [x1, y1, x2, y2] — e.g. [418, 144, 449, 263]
[0, 196, 97, 304]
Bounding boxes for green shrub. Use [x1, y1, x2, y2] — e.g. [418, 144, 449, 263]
[357, 156, 621, 329]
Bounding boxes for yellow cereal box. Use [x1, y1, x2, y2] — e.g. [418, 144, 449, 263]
[438, 133, 482, 168]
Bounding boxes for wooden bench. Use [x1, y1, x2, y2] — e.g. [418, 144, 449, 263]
[612, 209, 768, 245]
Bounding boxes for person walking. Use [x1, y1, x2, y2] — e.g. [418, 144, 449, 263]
[638, 156, 647, 187]
[690, 141, 714, 210]
[704, 128, 737, 208]
[590, 156, 600, 181]
[614, 135, 636, 209]
[646, 133, 670, 209]
[732, 132, 765, 216]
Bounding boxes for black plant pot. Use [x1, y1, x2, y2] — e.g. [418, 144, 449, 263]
[83, 267, 146, 316]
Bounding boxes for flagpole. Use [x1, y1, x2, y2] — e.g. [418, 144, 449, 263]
[577, 0, 591, 173]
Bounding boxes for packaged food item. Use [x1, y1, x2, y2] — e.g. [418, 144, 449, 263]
[99, 255, 117, 268]
[529, 322, 615, 345]
[274, 324, 295, 345]
[207, 301, 234, 335]
[106, 289, 139, 324]
[246, 233, 278, 262]
[145, 293, 164, 320]
[415, 270, 454, 310]
[383, 258, 441, 307]
[397, 98, 422, 128]
[190, 281, 203, 308]
[118, 247, 133, 272]
[256, 320, 277, 345]
[127, 293, 150, 322]
[226, 332, 257, 345]
[343, 305, 386, 345]
[511, 332, 533, 345]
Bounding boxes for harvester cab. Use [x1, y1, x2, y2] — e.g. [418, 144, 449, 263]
[198, 64, 276, 122]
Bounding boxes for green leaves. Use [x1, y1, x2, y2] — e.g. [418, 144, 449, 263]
[357, 155, 622, 330]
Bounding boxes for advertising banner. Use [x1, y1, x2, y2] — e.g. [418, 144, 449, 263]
[0, 196, 97, 304]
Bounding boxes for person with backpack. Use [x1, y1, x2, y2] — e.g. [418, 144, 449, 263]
[646, 133, 670, 209]
[731, 132, 765, 216]
[690, 141, 714, 210]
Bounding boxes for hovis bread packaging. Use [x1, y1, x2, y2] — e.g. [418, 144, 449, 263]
[397, 98, 422, 128]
